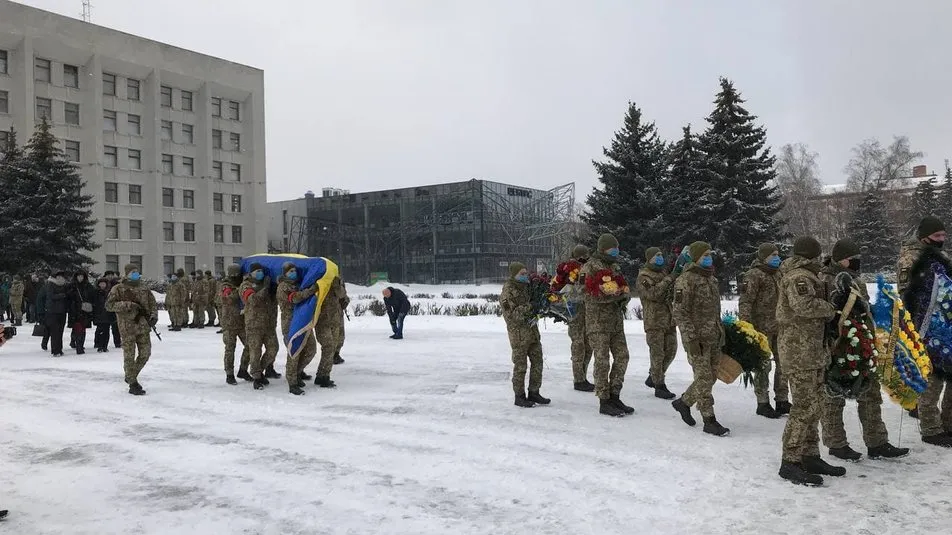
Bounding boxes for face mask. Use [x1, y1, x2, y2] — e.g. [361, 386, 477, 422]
[653, 256, 665, 267]
[606, 248, 619, 258]
[929, 239, 945, 249]
[287, 270, 298, 281]
[253, 270, 265, 281]
[767, 256, 781, 268]
[848, 258, 861, 272]
[700, 256, 713, 268]
[129, 272, 141, 281]
[171, 275, 178, 282]
[77, 275, 85, 283]
[515, 274, 529, 283]
[54, 276, 66, 285]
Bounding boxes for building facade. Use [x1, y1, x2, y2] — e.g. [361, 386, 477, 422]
[270, 180, 576, 284]
[0, 0, 267, 277]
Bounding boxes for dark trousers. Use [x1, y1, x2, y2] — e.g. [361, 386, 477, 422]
[390, 313, 406, 337]
[72, 322, 87, 351]
[26, 303, 36, 323]
[111, 322, 121, 347]
[46, 313, 66, 355]
[94, 323, 111, 349]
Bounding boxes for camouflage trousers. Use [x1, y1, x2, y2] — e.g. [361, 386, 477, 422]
[753, 335, 788, 404]
[781, 369, 824, 462]
[590, 331, 630, 400]
[122, 331, 151, 385]
[918, 375, 952, 437]
[247, 325, 280, 380]
[168, 305, 189, 327]
[190, 302, 206, 326]
[11, 300, 22, 322]
[821, 375, 888, 449]
[284, 329, 317, 387]
[510, 337, 543, 395]
[222, 326, 250, 374]
[646, 328, 677, 387]
[680, 341, 717, 418]
[315, 320, 343, 378]
[206, 304, 217, 324]
[568, 318, 592, 383]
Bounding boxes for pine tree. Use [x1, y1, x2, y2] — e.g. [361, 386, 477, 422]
[664, 124, 709, 253]
[910, 175, 938, 226]
[0, 127, 31, 273]
[583, 102, 668, 265]
[694, 78, 784, 282]
[847, 191, 898, 273]
[938, 167, 952, 226]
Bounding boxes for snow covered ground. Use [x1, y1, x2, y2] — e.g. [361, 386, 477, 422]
[2, 295, 951, 534]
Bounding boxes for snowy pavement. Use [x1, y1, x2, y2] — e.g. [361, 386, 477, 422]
[2, 312, 952, 534]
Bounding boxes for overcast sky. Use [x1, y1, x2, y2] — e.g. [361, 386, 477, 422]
[18, 0, 952, 201]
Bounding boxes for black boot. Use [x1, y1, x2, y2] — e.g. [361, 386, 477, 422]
[236, 370, 253, 381]
[922, 433, 952, 447]
[296, 379, 306, 388]
[802, 456, 846, 477]
[289, 385, 305, 395]
[828, 445, 862, 461]
[778, 461, 823, 486]
[644, 376, 655, 389]
[527, 391, 551, 405]
[654, 384, 676, 400]
[314, 376, 336, 388]
[702, 416, 730, 437]
[672, 398, 696, 427]
[128, 382, 146, 396]
[599, 398, 625, 417]
[867, 443, 910, 459]
[573, 380, 595, 392]
[909, 407, 919, 419]
[299, 371, 312, 381]
[756, 403, 781, 419]
[775, 400, 792, 415]
[76, 347, 85, 355]
[265, 366, 281, 379]
[259, 376, 270, 386]
[610, 394, 634, 414]
[333, 353, 345, 365]
[226, 374, 237, 385]
[171, 326, 182, 332]
[514, 393, 535, 408]
[205, 320, 215, 327]
[253, 378, 266, 390]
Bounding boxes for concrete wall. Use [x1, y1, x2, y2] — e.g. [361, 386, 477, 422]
[266, 197, 309, 253]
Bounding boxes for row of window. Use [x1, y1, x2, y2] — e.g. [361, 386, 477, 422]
[102, 73, 141, 101]
[103, 255, 244, 277]
[33, 57, 80, 88]
[105, 182, 243, 212]
[0, 90, 7, 114]
[0, 50, 7, 75]
[105, 218, 243, 244]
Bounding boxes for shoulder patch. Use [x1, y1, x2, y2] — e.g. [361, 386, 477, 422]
[641, 277, 653, 288]
[796, 281, 809, 296]
[899, 268, 909, 284]
[674, 288, 683, 303]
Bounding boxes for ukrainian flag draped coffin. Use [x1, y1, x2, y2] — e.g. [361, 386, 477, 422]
[240, 254, 340, 359]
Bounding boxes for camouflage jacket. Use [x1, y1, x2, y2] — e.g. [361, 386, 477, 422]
[166, 280, 188, 307]
[318, 277, 348, 323]
[239, 275, 272, 328]
[819, 263, 869, 302]
[204, 276, 218, 303]
[672, 265, 723, 344]
[276, 277, 318, 337]
[776, 256, 836, 371]
[580, 253, 629, 335]
[501, 279, 540, 343]
[9, 280, 24, 300]
[219, 279, 244, 331]
[190, 278, 208, 306]
[636, 267, 674, 331]
[105, 279, 158, 336]
[737, 259, 781, 335]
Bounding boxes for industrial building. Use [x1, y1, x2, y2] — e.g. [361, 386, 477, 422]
[0, 0, 267, 277]
[268, 180, 577, 284]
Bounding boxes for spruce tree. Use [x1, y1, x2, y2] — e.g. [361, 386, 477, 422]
[694, 78, 784, 282]
[938, 167, 952, 226]
[910, 175, 938, 226]
[0, 127, 32, 273]
[583, 102, 668, 265]
[847, 191, 898, 273]
[664, 124, 709, 253]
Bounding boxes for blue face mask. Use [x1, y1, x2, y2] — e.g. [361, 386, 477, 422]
[171, 275, 178, 282]
[287, 270, 298, 281]
[253, 270, 265, 281]
[767, 256, 781, 268]
[129, 271, 141, 281]
[699, 256, 713, 268]
[653, 256, 665, 267]
[515, 274, 529, 283]
[607, 248, 620, 258]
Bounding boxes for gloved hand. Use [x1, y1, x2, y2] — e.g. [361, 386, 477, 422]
[149, 317, 158, 327]
[81, 302, 93, 313]
[686, 340, 702, 356]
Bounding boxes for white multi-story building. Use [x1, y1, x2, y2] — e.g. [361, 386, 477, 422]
[0, 0, 267, 277]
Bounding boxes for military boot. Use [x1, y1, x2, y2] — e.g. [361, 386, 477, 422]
[908, 406, 919, 419]
[236, 370, 253, 381]
[299, 371, 312, 381]
[922, 433, 952, 447]
[171, 326, 182, 332]
[644, 376, 655, 389]
[599, 398, 625, 417]
[128, 382, 146, 396]
[654, 384, 676, 400]
[527, 391, 551, 405]
[867, 443, 910, 459]
[205, 320, 215, 327]
[264, 366, 282, 379]
[672, 398, 696, 426]
[610, 394, 634, 414]
[756, 403, 781, 419]
[778, 461, 823, 486]
[289, 385, 305, 395]
[259, 376, 270, 386]
[314, 376, 336, 388]
[829, 445, 862, 461]
[702, 416, 730, 437]
[226, 374, 237, 385]
[802, 456, 846, 476]
[514, 393, 535, 408]
[573, 380, 595, 392]
[333, 353, 345, 365]
[253, 378, 267, 390]
[775, 400, 792, 415]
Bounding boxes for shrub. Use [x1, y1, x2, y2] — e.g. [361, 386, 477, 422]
[367, 299, 387, 316]
[454, 303, 481, 316]
[426, 303, 444, 315]
[441, 292, 453, 299]
[352, 304, 368, 317]
[411, 293, 435, 299]
[408, 302, 422, 315]
[632, 305, 644, 320]
[358, 294, 374, 300]
[480, 293, 500, 302]
[460, 293, 478, 299]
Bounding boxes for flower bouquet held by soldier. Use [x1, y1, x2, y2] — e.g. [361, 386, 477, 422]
[636, 246, 678, 400]
[718, 313, 771, 387]
[105, 264, 158, 396]
[776, 237, 843, 487]
[871, 275, 930, 410]
[897, 216, 952, 447]
[670, 242, 730, 436]
[382, 287, 410, 340]
[738, 243, 788, 418]
[819, 239, 909, 461]
[550, 245, 594, 392]
[581, 233, 633, 417]
[501, 262, 550, 408]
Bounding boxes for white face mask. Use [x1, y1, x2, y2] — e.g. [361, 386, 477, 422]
[54, 276, 66, 285]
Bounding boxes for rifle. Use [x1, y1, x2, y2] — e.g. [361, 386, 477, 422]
[134, 308, 162, 341]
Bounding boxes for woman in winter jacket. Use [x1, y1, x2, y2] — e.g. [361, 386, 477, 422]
[67, 271, 97, 354]
[44, 272, 69, 356]
[92, 277, 113, 352]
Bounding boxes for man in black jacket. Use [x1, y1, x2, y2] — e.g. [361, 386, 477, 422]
[45, 271, 69, 357]
[382, 287, 410, 339]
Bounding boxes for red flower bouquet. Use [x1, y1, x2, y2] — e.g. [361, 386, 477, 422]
[550, 260, 583, 293]
[585, 269, 629, 298]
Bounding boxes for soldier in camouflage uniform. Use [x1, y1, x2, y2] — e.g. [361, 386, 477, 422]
[105, 264, 158, 396]
[333, 283, 350, 365]
[189, 271, 207, 328]
[897, 216, 952, 447]
[261, 278, 282, 380]
[166, 269, 188, 331]
[9, 275, 24, 326]
[312, 274, 348, 388]
[240, 263, 276, 389]
[671, 241, 729, 436]
[501, 262, 549, 408]
[220, 264, 250, 385]
[204, 271, 218, 327]
[637, 246, 677, 400]
[276, 262, 318, 395]
[557, 245, 594, 392]
[776, 237, 842, 486]
[738, 243, 786, 418]
[581, 233, 633, 417]
[818, 239, 909, 460]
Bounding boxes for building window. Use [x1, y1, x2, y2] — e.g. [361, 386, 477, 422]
[127, 78, 140, 101]
[130, 255, 143, 269]
[0, 50, 7, 75]
[213, 193, 223, 212]
[162, 187, 174, 207]
[104, 145, 117, 167]
[230, 163, 241, 182]
[106, 255, 120, 273]
[103, 110, 117, 131]
[231, 194, 242, 213]
[103, 73, 116, 96]
[105, 182, 118, 203]
[35, 98, 51, 121]
[64, 102, 80, 125]
[0, 90, 7, 114]
[228, 101, 240, 121]
[127, 114, 140, 135]
[128, 149, 141, 170]
[105, 218, 119, 239]
[64, 140, 80, 162]
[63, 64, 79, 88]
[163, 222, 174, 241]
[214, 224, 224, 243]
[184, 256, 195, 274]
[181, 90, 192, 111]
[212, 129, 222, 149]
[129, 219, 143, 240]
[214, 257, 224, 275]
[211, 97, 221, 117]
[183, 189, 194, 209]
[164, 256, 175, 276]
[34, 58, 51, 83]
[181, 123, 193, 144]
[282, 209, 288, 234]
[182, 157, 194, 177]
[231, 226, 243, 244]
[160, 85, 172, 108]
[212, 161, 222, 179]
[161, 120, 172, 141]
[183, 223, 195, 242]
[161, 154, 173, 174]
[230, 133, 240, 151]
[128, 184, 142, 204]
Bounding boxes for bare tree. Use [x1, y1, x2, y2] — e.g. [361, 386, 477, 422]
[775, 143, 822, 237]
[845, 136, 923, 192]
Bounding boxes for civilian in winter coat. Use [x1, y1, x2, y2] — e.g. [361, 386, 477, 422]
[35, 276, 50, 350]
[24, 275, 38, 323]
[0, 278, 10, 321]
[92, 277, 113, 352]
[382, 287, 410, 339]
[67, 271, 96, 354]
[44, 272, 70, 356]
